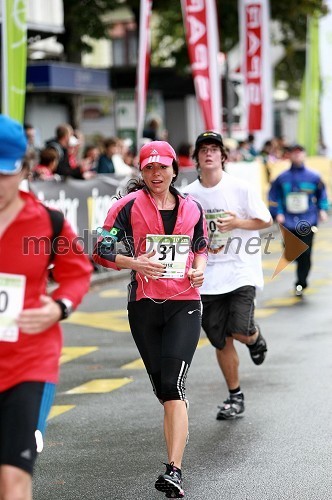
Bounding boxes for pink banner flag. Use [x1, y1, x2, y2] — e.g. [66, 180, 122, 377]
[181, 0, 222, 132]
[136, 0, 153, 147]
[246, 3, 262, 129]
[239, 0, 272, 137]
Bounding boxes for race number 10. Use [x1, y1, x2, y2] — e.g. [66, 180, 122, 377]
[0, 273, 26, 342]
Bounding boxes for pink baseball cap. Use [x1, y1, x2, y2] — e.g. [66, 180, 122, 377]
[139, 141, 176, 170]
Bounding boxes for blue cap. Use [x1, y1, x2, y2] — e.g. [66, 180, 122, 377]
[0, 114, 27, 174]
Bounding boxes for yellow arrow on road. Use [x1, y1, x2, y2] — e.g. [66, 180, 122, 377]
[48, 405, 75, 420]
[65, 378, 133, 394]
[60, 347, 98, 365]
[65, 310, 130, 332]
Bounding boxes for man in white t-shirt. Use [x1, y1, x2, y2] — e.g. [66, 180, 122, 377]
[184, 131, 272, 420]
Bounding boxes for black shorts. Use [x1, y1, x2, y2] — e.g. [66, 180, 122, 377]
[128, 299, 201, 402]
[0, 381, 56, 475]
[201, 286, 256, 350]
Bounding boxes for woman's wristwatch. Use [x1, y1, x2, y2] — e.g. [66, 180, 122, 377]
[55, 298, 74, 320]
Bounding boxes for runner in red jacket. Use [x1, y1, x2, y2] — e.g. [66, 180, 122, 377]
[93, 140, 207, 499]
[0, 115, 92, 500]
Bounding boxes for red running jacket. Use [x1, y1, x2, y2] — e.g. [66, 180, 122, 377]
[0, 191, 92, 391]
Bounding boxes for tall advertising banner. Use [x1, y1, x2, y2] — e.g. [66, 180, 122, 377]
[239, 0, 272, 144]
[136, 0, 152, 147]
[297, 15, 320, 156]
[1, 0, 27, 123]
[319, 1, 332, 159]
[181, 0, 222, 132]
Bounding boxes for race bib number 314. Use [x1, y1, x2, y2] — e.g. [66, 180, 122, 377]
[0, 273, 26, 342]
[146, 235, 190, 278]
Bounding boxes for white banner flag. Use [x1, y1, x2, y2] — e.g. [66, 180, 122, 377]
[136, 0, 152, 147]
[239, 0, 272, 145]
[319, 1, 332, 158]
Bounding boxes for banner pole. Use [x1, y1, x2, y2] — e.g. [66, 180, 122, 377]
[1, 0, 9, 115]
[136, 0, 152, 149]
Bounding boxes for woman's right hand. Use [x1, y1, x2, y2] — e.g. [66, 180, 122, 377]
[133, 251, 166, 280]
[187, 268, 204, 288]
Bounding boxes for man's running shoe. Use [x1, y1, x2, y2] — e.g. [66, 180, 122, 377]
[155, 462, 184, 498]
[295, 285, 303, 297]
[216, 395, 245, 420]
[247, 326, 267, 365]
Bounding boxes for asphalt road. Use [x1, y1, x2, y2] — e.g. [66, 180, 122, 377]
[33, 221, 332, 500]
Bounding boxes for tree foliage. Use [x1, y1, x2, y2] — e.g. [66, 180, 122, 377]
[60, 0, 121, 62]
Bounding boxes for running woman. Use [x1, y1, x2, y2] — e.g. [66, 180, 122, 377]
[93, 140, 207, 498]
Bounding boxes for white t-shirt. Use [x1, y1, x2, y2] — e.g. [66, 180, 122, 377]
[184, 172, 271, 294]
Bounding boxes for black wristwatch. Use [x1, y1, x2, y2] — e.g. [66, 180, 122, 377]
[55, 299, 74, 320]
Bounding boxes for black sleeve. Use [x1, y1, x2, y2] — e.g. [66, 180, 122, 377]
[192, 202, 208, 253]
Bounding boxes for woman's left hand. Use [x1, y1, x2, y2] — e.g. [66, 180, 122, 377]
[188, 268, 204, 288]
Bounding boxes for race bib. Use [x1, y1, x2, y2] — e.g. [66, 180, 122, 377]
[205, 212, 231, 250]
[0, 273, 26, 342]
[286, 192, 309, 214]
[146, 235, 190, 278]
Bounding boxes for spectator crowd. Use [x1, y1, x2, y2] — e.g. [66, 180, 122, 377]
[24, 123, 138, 182]
[23, 121, 327, 185]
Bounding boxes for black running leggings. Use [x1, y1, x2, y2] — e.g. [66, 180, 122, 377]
[127, 299, 201, 402]
[291, 230, 314, 289]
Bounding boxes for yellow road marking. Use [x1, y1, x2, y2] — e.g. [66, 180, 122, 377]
[99, 289, 127, 298]
[255, 308, 278, 318]
[48, 405, 75, 420]
[261, 240, 281, 253]
[262, 260, 276, 270]
[121, 358, 144, 370]
[314, 242, 332, 251]
[197, 338, 210, 348]
[65, 310, 130, 332]
[262, 260, 293, 271]
[317, 227, 331, 234]
[310, 278, 332, 286]
[65, 378, 133, 394]
[265, 297, 299, 307]
[60, 347, 98, 365]
[265, 296, 308, 307]
[264, 275, 280, 284]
